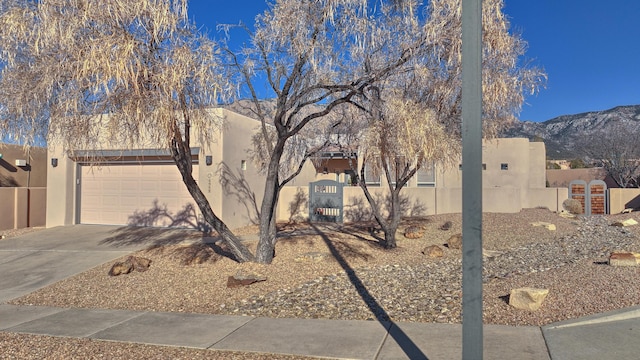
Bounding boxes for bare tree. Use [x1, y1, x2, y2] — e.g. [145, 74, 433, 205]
[0, 0, 256, 261]
[578, 123, 640, 188]
[345, 0, 545, 248]
[221, 0, 434, 263]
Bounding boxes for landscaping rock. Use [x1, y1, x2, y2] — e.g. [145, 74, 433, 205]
[108, 261, 133, 276]
[611, 219, 638, 227]
[563, 198, 583, 214]
[404, 225, 424, 239]
[482, 249, 503, 259]
[294, 252, 331, 262]
[227, 270, 267, 288]
[108, 256, 151, 276]
[439, 221, 452, 231]
[531, 221, 556, 231]
[609, 252, 640, 266]
[422, 245, 444, 258]
[558, 210, 576, 219]
[447, 233, 462, 249]
[621, 208, 635, 214]
[509, 287, 549, 311]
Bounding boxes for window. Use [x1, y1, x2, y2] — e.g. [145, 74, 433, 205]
[501, 163, 509, 170]
[417, 162, 436, 187]
[241, 160, 247, 171]
[363, 164, 380, 186]
[482, 163, 487, 170]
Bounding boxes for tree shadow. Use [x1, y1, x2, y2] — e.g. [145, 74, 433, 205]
[97, 201, 241, 260]
[144, 241, 239, 264]
[287, 187, 308, 223]
[125, 199, 211, 231]
[0, 173, 19, 187]
[309, 223, 429, 359]
[218, 162, 260, 225]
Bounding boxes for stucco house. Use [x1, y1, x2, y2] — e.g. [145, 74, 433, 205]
[47, 108, 568, 230]
[47, 109, 266, 230]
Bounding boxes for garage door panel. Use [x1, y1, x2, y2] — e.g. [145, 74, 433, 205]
[80, 164, 199, 227]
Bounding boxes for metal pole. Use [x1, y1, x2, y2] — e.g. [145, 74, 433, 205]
[461, 0, 483, 359]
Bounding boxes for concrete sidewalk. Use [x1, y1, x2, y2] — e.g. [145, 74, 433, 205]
[0, 304, 550, 359]
[2, 225, 640, 359]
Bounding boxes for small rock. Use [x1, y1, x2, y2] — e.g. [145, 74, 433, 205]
[440, 221, 452, 231]
[531, 222, 556, 231]
[609, 252, 640, 266]
[509, 287, 549, 311]
[404, 225, 424, 239]
[447, 233, 462, 249]
[558, 210, 576, 219]
[227, 270, 267, 288]
[611, 219, 638, 227]
[482, 249, 503, 258]
[422, 245, 444, 258]
[294, 252, 330, 262]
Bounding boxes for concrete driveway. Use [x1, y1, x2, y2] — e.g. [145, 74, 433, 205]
[0, 225, 205, 303]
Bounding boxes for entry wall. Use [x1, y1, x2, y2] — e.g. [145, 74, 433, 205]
[276, 185, 567, 223]
[0, 187, 46, 231]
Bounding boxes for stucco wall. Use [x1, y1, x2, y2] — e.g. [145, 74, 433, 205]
[0, 187, 46, 231]
[276, 184, 566, 223]
[217, 110, 266, 229]
[609, 188, 640, 214]
[0, 144, 47, 187]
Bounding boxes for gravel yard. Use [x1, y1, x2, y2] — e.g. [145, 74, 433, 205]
[3, 208, 640, 358]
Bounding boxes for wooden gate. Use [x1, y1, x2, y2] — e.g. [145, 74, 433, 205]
[569, 180, 607, 215]
[308, 180, 343, 223]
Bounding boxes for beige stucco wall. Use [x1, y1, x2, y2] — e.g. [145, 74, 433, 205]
[0, 144, 47, 187]
[0, 187, 46, 231]
[216, 110, 267, 229]
[609, 188, 640, 214]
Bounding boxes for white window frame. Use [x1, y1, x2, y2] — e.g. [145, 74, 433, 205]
[417, 162, 436, 187]
[363, 164, 381, 186]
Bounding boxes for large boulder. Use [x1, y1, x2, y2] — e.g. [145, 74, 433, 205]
[509, 287, 549, 311]
[562, 198, 583, 215]
[108, 256, 151, 276]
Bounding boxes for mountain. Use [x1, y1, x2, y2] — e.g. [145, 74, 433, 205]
[502, 105, 640, 159]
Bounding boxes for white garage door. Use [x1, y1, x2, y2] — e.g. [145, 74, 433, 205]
[79, 163, 200, 227]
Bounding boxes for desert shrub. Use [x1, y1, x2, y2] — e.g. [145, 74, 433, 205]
[563, 198, 583, 214]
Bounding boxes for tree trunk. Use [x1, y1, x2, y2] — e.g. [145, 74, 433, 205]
[170, 138, 255, 263]
[382, 190, 402, 249]
[255, 141, 286, 264]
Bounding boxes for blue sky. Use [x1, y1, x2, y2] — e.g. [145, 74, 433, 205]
[189, 0, 640, 123]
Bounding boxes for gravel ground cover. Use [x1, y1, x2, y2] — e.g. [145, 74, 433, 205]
[3, 208, 640, 358]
